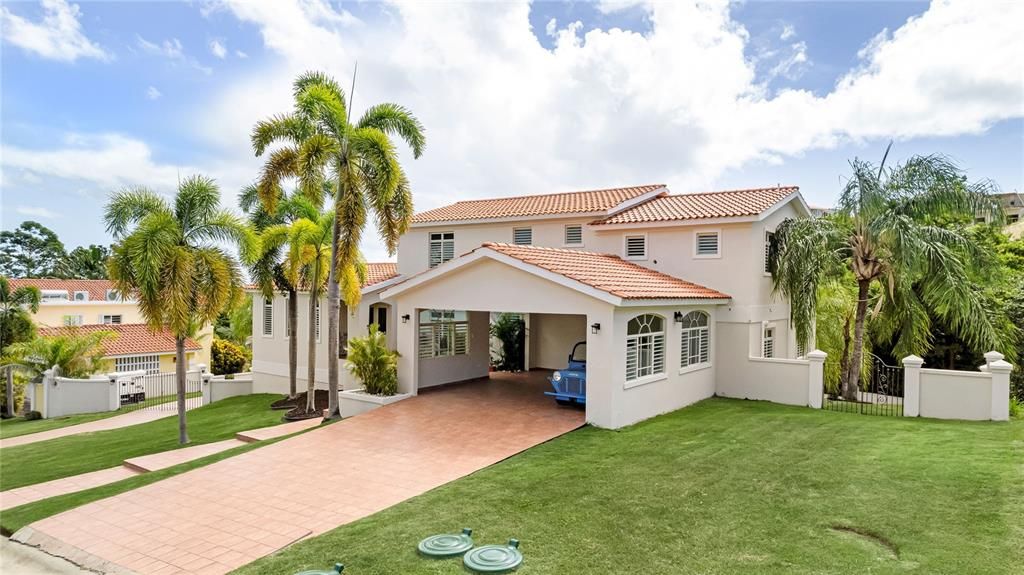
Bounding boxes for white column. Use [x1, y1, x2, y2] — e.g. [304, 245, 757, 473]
[40, 368, 55, 419]
[902, 355, 924, 417]
[806, 350, 826, 409]
[988, 359, 1012, 422]
[201, 373, 214, 405]
[107, 374, 121, 411]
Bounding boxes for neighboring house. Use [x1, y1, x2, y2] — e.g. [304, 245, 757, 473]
[977, 191, 1023, 225]
[8, 278, 212, 373]
[251, 184, 813, 428]
[36, 323, 205, 374]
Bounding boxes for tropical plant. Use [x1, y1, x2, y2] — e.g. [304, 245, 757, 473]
[60, 244, 111, 279]
[4, 329, 114, 379]
[490, 313, 526, 372]
[215, 293, 253, 348]
[252, 70, 424, 418]
[770, 147, 1008, 400]
[211, 338, 249, 375]
[105, 175, 255, 444]
[1, 277, 40, 417]
[346, 324, 398, 396]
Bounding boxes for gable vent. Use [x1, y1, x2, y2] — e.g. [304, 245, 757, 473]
[512, 227, 533, 245]
[625, 235, 646, 259]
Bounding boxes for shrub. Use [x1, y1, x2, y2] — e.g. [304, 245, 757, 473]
[490, 313, 525, 372]
[0, 372, 28, 416]
[346, 325, 399, 396]
[211, 338, 248, 375]
[24, 410, 41, 421]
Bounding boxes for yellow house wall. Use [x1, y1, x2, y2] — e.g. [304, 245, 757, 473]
[32, 302, 144, 328]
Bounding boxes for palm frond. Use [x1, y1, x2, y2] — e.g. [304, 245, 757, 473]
[104, 187, 171, 239]
[357, 103, 426, 158]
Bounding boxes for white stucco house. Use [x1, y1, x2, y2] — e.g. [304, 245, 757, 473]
[250, 184, 822, 428]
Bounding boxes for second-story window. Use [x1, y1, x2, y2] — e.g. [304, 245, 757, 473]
[101, 314, 122, 325]
[764, 231, 775, 274]
[624, 235, 647, 260]
[429, 232, 455, 268]
[564, 225, 583, 246]
[262, 297, 274, 337]
[512, 227, 532, 245]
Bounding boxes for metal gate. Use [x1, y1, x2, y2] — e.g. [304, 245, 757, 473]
[823, 353, 904, 416]
[116, 369, 203, 413]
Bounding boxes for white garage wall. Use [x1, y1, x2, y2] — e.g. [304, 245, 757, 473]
[418, 311, 491, 389]
[530, 313, 587, 370]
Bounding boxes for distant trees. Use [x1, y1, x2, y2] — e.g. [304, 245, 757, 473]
[60, 245, 111, 279]
[0, 277, 40, 417]
[0, 221, 111, 279]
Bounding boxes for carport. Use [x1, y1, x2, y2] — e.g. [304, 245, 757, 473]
[381, 242, 731, 428]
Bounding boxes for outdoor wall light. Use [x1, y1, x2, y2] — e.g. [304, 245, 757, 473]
[590, 322, 601, 334]
[401, 314, 411, 323]
[673, 311, 683, 323]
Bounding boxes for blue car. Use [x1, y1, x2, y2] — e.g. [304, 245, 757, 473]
[545, 341, 586, 405]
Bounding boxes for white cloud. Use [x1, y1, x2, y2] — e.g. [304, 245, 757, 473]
[16, 205, 61, 219]
[136, 34, 212, 75]
[0, 0, 109, 62]
[235, 49, 248, 58]
[780, 24, 795, 41]
[210, 39, 227, 58]
[146, 86, 162, 100]
[544, 18, 557, 38]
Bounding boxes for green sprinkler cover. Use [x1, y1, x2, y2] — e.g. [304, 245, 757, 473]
[463, 539, 522, 573]
[293, 563, 344, 575]
[418, 528, 475, 557]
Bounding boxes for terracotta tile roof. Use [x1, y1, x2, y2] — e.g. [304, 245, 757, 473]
[36, 323, 201, 357]
[7, 279, 121, 301]
[364, 262, 399, 287]
[480, 243, 729, 300]
[411, 184, 667, 224]
[592, 186, 799, 225]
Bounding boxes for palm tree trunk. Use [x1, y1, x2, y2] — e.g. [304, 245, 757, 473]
[175, 335, 189, 444]
[843, 279, 871, 401]
[288, 287, 298, 398]
[325, 211, 341, 419]
[307, 291, 318, 414]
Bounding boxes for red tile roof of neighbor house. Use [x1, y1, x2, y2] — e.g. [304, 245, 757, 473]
[410, 184, 667, 223]
[364, 262, 399, 286]
[480, 243, 730, 300]
[36, 323, 201, 357]
[590, 186, 800, 225]
[7, 278, 120, 301]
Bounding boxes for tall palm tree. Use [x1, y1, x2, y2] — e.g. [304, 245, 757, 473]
[770, 146, 1007, 400]
[105, 176, 255, 444]
[252, 71, 424, 418]
[241, 184, 301, 399]
[0, 277, 40, 416]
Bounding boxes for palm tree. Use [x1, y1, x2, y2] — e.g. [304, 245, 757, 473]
[770, 146, 1007, 400]
[4, 330, 114, 379]
[0, 277, 40, 416]
[252, 71, 424, 418]
[241, 184, 302, 399]
[105, 175, 255, 444]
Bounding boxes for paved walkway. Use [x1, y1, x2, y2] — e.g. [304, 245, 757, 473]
[14, 373, 584, 575]
[0, 418, 322, 511]
[0, 399, 204, 450]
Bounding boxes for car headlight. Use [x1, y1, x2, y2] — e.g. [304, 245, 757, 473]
[552, 371, 562, 382]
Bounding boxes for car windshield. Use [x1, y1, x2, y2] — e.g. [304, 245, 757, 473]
[570, 342, 587, 363]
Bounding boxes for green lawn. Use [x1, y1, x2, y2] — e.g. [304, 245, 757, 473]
[234, 398, 1022, 575]
[0, 394, 285, 491]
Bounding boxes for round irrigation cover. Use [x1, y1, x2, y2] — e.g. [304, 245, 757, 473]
[293, 563, 344, 575]
[418, 528, 475, 558]
[463, 539, 522, 573]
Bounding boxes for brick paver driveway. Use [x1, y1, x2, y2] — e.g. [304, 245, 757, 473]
[14, 372, 584, 575]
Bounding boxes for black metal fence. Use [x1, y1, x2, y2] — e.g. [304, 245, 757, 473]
[823, 354, 904, 416]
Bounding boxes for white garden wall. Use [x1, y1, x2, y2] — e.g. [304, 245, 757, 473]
[203, 373, 254, 404]
[903, 353, 1011, 421]
[715, 322, 824, 407]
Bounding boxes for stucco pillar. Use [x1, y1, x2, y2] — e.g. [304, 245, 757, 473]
[584, 309, 616, 429]
[805, 350, 826, 408]
[902, 355, 924, 417]
[201, 372, 213, 405]
[107, 374, 121, 411]
[394, 306, 418, 395]
[988, 359, 1012, 422]
[41, 368, 55, 419]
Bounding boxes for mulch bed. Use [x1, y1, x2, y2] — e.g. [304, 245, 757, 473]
[272, 390, 331, 421]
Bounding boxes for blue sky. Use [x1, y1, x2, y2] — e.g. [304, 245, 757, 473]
[1, 1, 1021, 260]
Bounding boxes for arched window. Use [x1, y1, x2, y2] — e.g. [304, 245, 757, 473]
[626, 314, 665, 382]
[679, 311, 710, 369]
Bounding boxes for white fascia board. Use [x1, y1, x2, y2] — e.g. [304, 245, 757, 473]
[617, 297, 731, 307]
[381, 248, 624, 306]
[604, 187, 670, 217]
[758, 190, 810, 221]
